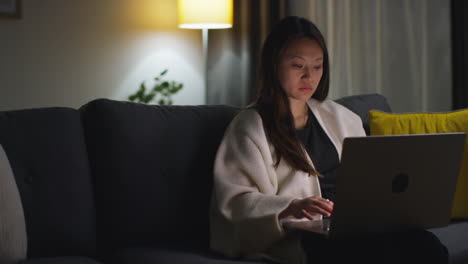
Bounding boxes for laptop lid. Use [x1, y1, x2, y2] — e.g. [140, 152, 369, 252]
[329, 133, 466, 239]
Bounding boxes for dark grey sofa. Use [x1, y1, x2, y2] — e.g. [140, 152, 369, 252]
[0, 94, 466, 264]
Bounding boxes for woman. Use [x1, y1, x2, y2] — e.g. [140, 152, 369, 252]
[210, 16, 447, 264]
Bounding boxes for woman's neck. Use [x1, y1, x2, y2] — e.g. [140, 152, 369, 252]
[290, 100, 309, 129]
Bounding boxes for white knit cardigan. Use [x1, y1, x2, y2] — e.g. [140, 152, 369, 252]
[210, 98, 366, 264]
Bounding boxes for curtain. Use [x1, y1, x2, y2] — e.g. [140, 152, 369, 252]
[289, 0, 452, 113]
[206, 0, 289, 106]
[451, 0, 468, 110]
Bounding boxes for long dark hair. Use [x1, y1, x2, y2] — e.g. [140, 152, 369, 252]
[254, 16, 330, 176]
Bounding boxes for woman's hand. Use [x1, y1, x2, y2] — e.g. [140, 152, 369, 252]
[279, 197, 334, 220]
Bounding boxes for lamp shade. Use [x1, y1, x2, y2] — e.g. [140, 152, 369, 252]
[178, 0, 233, 29]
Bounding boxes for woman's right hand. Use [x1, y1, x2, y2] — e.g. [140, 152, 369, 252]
[279, 197, 334, 220]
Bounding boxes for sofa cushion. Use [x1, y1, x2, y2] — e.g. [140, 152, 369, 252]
[0, 144, 27, 264]
[334, 93, 392, 135]
[0, 108, 97, 258]
[19, 256, 102, 264]
[368, 109, 468, 219]
[429, 221, 468, 264]
[107, 247, 270, 264]
[80, 99, 239, 255]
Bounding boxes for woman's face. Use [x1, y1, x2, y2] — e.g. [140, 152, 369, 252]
[277, 37, 324, 104]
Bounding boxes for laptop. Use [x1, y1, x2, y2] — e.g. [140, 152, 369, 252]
[283, 133, 466, 239]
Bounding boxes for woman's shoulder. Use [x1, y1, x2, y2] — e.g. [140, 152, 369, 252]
[227, 108, 264, 134]
[234, 107, 261, 122]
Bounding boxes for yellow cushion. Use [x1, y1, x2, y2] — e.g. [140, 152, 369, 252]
[369, 109, 468, 219]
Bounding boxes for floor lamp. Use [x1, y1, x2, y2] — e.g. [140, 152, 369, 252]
[178, 0, 233, 104]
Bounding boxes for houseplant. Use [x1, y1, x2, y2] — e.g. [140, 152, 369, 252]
[128, 69, 183, 105]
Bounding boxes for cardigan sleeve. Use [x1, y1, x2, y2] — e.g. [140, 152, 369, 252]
[212, 110, 296, 255]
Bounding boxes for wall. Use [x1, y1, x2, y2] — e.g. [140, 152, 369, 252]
[0, 0, 205, 111]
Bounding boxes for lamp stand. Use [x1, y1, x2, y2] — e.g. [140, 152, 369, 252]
[202, 28, 209, 104]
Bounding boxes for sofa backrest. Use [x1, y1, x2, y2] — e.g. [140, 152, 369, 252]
[335, 93, 392, 135]
[80, 99, 239, 254]
[0, 107, 97, 258]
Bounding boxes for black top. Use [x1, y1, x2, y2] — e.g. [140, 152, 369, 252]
[295, 109, 340, 201]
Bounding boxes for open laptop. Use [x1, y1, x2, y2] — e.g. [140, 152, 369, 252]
[283, 133, 466, 240]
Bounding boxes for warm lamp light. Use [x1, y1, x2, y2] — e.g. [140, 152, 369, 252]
[178, 0, 233, 103]
[178, 0, 233, 29]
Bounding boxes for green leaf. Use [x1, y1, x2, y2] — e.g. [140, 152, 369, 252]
[129, 69, 183, 105]
[174, 84, 182, 91]
[137, 83, 146, 97]
[153, 84, 163, 92]
[173, 84, 183, 93]
[144, 93, 155, 103]
[139, 82, 145, 91]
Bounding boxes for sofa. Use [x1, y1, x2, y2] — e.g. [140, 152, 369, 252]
[0, 94, 466, 264]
